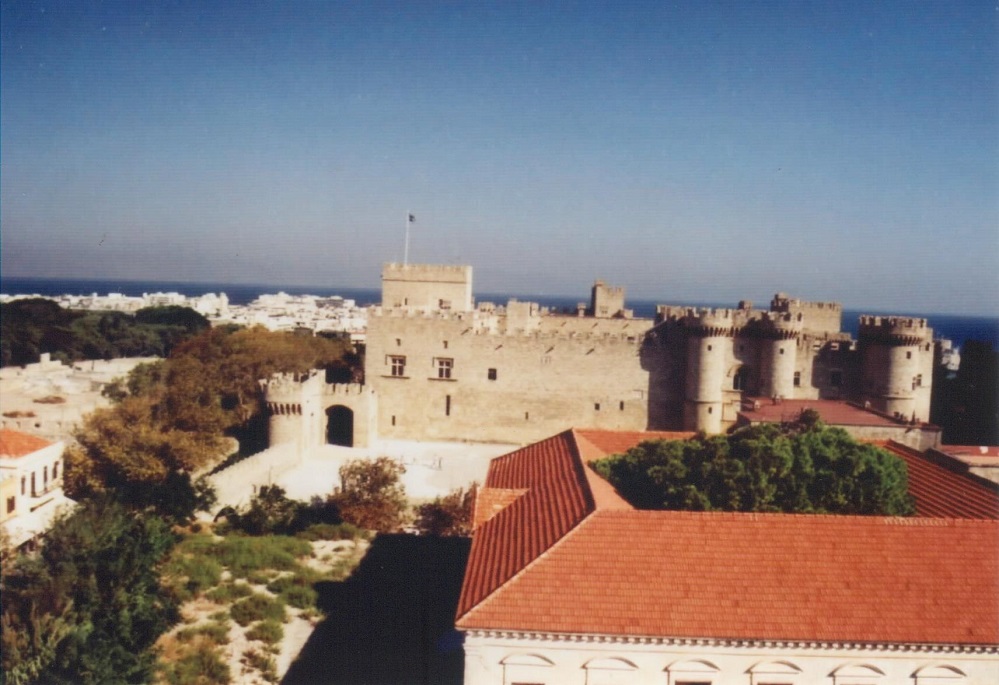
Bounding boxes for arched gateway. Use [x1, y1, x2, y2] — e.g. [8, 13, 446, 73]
[326, 405, 354, 447]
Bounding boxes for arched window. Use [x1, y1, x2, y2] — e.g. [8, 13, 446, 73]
[829, 663, 885, 685]
[583, 657, 638, 685]
[748, 660, 802, 685]
[911, 664, 966, 684]
[501, 653, 554, 685]
[665, 658, 720, 685]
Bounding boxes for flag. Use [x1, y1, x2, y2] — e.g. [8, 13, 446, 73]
[408, 213, 415, 223]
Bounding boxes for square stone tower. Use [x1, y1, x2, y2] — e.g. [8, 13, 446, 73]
[381, 263, 473, 312]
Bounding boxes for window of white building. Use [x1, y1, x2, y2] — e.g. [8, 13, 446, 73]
[501, 653, 554, 685]
[829, 663, 885, 685]
[583, 656, 638, 685]
[665, 658, 719, 685]
[911, 664, 966, 684]
[388, 356, 406, 377]
[748, 659, 802, 685]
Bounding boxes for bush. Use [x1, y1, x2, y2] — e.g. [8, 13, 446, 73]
[245, 619, 284, 645]
[242, 648, 278, 683]
[207, 535, 312, 578]
[205, 582, 254, 604]
[230, 593, 286, 627]
[414, 486, 475, 536]
[329, 457, 408, 532]
[164, 552, 223, 601]
[176, 620, 231, 647]
[160, 642, 231, 685]
[295, 522, 364, 541]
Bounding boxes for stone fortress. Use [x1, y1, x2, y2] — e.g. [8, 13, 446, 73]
[263, 263, 938, 450]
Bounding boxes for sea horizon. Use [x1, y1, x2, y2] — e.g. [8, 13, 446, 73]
[3, 275, 997, 349]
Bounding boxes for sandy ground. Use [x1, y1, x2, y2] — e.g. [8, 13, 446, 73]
[163, 537, 369, 684]
[276, 439, 518, 503]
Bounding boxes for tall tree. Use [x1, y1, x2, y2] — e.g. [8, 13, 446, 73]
[591, 416, 915, 516]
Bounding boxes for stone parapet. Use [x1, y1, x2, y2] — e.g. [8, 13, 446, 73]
[859, 316, 933, 346]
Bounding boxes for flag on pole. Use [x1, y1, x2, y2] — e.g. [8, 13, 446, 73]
[408, 213, 415, 223]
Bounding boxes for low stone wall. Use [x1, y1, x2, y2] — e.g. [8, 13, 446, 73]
[207, 443, 302, 514]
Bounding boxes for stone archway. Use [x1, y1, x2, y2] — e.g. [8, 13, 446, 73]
[326, 405, 354, 447]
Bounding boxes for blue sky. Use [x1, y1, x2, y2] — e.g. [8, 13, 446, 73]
[2, 1, 996, 314]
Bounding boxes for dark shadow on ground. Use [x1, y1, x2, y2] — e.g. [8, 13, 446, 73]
[282, 533, 470, 685]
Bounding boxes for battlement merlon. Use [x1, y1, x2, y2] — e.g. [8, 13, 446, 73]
[381, 263, 473, 284]
[859, 316, 933, 345]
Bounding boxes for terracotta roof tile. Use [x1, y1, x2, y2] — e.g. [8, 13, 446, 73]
[738, 398, 916, 428]
[0, 429, 52, 459]
[880, 440, 999, 519]
[458, 510, 999, 645]
[457, 428, 999, 646]
[472, 487, 527, 530]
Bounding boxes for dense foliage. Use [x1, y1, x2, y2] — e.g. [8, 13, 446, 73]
[68, 326, 358, 516]
[330, 457, 409, 532]
[591, 413, 915, 516]
[0, 500, 179, 685]
[222, 485, 344, 537]
[0, 299, 209, 367]
[413, 486, 476, 536]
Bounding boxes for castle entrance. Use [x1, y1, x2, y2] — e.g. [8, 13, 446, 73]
[326, 405, 354, 447]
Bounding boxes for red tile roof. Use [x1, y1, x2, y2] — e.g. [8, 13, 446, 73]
[0, 429, 52, 459]
[459, 510, 998, 645]
[456, 428, 999, 646]
[738, 398, 908, 427]
[880, 440, 999, 519]
[456, 431, 594, 617]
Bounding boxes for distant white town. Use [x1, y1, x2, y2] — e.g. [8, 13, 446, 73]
[0, 290, 368, 342]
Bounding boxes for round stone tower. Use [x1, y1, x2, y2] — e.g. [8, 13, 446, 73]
[683, 309, 735, 434]
[859, 316, 934, 421]
[759, 312, 803, 400]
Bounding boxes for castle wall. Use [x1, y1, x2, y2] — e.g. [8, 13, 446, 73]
[366, 311, 650, 443]
[381, 263, 473, 312]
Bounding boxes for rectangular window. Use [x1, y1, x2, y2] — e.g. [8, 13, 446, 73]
[793, 371, 801, 387]
[443, 340, 449, 349]
[594, 403, 601, 411]
[389, 356, 406, 377]
[6, 496, 14, 514]
[395, 338, 402, 346]
[487, 368, 497, 381]
[436, 358, 454, 379]
[391, 415, 396, 426]
[445, 395, 451, 416]
[20, 476, 25, 496]
[619, 401, 625, 410]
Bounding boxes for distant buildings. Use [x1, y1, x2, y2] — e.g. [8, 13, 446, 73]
[0, 428, 75, 549]
[456, 429, 999, 684]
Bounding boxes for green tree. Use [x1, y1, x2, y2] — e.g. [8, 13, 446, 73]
[591, 416, 915, 516]
[1, 500, 179, 685]
[331, 457, 408, 532]
[413, 486, 476, 537]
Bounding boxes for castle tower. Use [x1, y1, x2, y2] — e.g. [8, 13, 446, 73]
[683, 310, 735, 433]
[758, 313, 803, 400]
[590, 280, 626, 318]
[381, 263, 473, 312]
[858, 316, 934, 421]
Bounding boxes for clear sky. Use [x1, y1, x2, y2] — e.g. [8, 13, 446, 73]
[2, 1, 996, 315]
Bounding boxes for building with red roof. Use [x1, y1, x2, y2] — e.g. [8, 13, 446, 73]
[0, 428, 75, 548]
[456, 429, 999, 685]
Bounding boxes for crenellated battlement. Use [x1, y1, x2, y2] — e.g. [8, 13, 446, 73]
[859, 316, 933, 345]
[370, 306, 478, 322]
[382, 263, 472, 282]
[770, 292, 842, 313]
[321, 383, 369, 397]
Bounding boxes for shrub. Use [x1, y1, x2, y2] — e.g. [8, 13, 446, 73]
[210, 535, 312, 578]
[329, 457, 408, 532]
[295, 522, 364, 541]
[414, 486, 475, 536]
[245, 619, 283, 645]
[230, 593, 286, 627]
[175, 620, 230, 647]
[242, 648, 278, 683]
[163, 553, 223, 601]
[160, 642, 231, 685]
[205, 582, 253, 603]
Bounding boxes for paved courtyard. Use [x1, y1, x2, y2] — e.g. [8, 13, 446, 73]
[275, 439, 517, 502]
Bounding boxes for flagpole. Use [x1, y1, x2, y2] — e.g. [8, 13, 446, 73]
[404, 211, 410, 265]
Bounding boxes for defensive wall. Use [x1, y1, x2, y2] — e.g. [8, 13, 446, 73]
[262, 264, 942, 448]
[206, 442, 301, 512]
